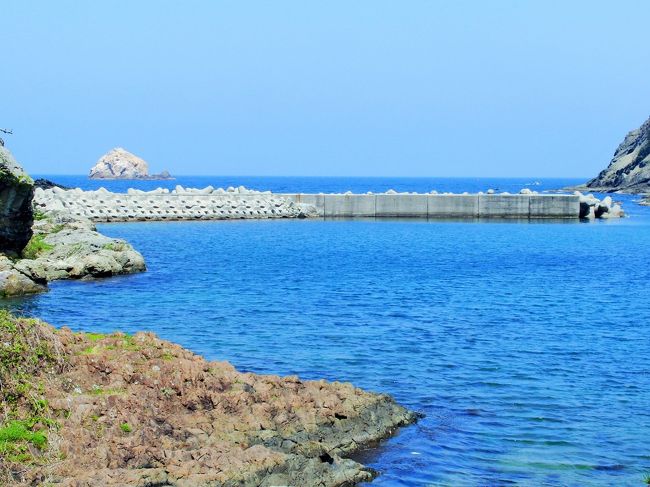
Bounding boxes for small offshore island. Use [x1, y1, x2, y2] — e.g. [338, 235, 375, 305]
[0, 146, 418, 485]
[89, 148, 173, 180]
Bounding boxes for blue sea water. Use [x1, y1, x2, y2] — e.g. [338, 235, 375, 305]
[6, 177, 650, 486]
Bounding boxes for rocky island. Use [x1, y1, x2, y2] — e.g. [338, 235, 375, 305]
[578, 116, 650, 193]
[89, 148, 173, 180]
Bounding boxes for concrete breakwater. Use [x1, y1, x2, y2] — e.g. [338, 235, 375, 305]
[34, 186, 316, 222]
[34, 186, 621, 221]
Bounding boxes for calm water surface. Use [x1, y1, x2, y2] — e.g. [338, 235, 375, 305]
[6, 178, 650, 486]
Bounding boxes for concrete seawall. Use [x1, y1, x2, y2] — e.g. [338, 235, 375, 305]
[281, 194, 580, 219]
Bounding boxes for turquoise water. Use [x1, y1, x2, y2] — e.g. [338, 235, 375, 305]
[7, 178, 650, 485]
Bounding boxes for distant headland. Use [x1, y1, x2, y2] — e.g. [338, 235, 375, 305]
[572, 115, 650, 193]
[89, 147, 173, 180]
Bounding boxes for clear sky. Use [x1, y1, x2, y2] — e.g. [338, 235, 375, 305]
[2, 0, 649, 177]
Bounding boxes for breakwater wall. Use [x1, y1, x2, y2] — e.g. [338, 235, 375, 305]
[35, 187, 585, 221]
[281, 193, 580, 219]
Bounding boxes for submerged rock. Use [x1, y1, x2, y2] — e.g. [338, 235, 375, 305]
[0, 147, 34, 253]
[583, 116, 650, 193]
[0, 313, 418, 486]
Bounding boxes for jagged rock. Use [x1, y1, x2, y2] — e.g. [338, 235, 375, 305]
[89, 148, 173, 180]
[33, 178, 69, 190]
[584, 116, 650, 192]
[0, 147, 34, 253]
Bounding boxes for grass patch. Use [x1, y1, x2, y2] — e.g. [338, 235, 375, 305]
[89, 385, 124, 396]
[50, 224, 65, 234]
[85, 332, 107, 342]
[120, 423, 132, 433]
[22, 234, 54, 259]
[0, 420, 48, 453]
[33, 210, 48, 221]
[102, 242, 125, 252]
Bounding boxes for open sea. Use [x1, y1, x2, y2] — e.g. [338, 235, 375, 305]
[5, 176, 650, 486]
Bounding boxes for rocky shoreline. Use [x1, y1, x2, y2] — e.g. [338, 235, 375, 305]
[0, 148, 146, 298]
[0, 313, 418, 486]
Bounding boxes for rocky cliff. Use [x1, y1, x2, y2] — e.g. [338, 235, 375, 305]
[89, 148, 172, 180]
[0, 147, 34, 253]
[585, 116, 650, 192]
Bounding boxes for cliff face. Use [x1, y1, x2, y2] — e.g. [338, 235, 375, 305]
[0, 147, 34, 253]
[586, 116, 650, 192]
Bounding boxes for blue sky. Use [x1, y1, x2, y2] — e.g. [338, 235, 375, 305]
[2, 1, 649, 177]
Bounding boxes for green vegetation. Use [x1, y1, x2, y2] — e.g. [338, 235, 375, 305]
[644, 472, 650, 485]
[50, 224, 65, 234]
[22, 234, 54, 259]
[85, 332, 107, 342]
[89, 386, 124, 396]
[33, 210, 48, 221]
[120, 423, 132, 433]
[0, 420, 48, 458]
[0, 311, 65, 472]
[102, 242, 125, 251]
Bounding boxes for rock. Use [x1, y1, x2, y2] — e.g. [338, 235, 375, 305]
[16, 220, 146, 282]
[0, 146, 34, 253]
[385, 189, 397, 194]
[89, 148, 174, 180]
[486, 189, 495, 194]
[33, 178, 70, 190]
[89, 148, 149, 179]
[519, 188, 532, 194]
[0, 269, 46, 297]
[584, 116, 650, 192]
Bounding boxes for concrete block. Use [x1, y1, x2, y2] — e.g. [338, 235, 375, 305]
[529, 195, 579, 218]
[478, 194, 530, 218]
[292, 194, 325, 216]
[427, 194, 479, 218]
[323, 194, 375, 217]
[375, 194, 427, 217]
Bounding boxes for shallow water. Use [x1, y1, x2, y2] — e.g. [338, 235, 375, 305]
[6, 178, 650, 485]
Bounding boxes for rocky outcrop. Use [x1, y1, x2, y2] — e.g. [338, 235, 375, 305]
[583, 116, 650, 193]
[89, 148, 173, 180]
[0, 313, 418, 486]
[14, 217, 145, 282]
[0, 216, 145, 297]
[34, 178, 69, 190]
[0, 147, 34, 253]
